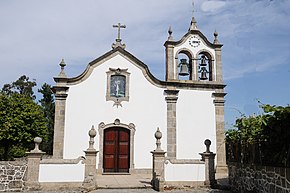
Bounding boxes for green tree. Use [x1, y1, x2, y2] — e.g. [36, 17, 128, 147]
[0, 93, 47, 160]
[261, 104, 290, 166]
[0, 75, 50, 160]
[2, 75, 36, 99]
[38, 83, 55, 155]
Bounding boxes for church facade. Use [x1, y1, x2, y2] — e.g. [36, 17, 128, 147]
[39, 16, 227, 184]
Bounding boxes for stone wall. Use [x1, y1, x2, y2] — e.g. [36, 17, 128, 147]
[228, 162, 290, 193]
[0, 160, 27, 192]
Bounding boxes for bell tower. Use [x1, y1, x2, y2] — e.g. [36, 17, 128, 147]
[164, 16, 223, 83]
[164, 16, 228, 175]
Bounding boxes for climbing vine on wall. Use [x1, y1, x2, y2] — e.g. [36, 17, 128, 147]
[226, 103, 290, 167]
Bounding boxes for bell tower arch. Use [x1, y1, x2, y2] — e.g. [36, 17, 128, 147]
[196, 50, 215, 81]
[175, 48, 193, 80]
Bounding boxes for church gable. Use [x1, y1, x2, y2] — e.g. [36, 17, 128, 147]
[66, 47, 163, 88]
[59, 46, 168, 161]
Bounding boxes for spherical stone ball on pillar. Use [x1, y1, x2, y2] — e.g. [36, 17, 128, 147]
[25, 137, 45, 190]
[83, 125, 99, 191]
[199, 139, 217, 188]
[151, 127, 166, 192]
[155, 127, 163, 151]
[204, 139, 211, 153]
[88, 125, 97, 150]
[31, 137, 43, 153]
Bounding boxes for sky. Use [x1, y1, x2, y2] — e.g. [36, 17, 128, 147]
[0, 0, 290, 129]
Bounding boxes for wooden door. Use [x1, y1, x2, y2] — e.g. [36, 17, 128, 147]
[103, 127, 130, 173]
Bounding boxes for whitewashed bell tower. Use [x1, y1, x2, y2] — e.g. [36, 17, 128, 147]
[164, 16, 228, 175]
[165, 16, 223, 83]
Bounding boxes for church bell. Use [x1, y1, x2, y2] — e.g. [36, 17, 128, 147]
[179, 58, 189, 76]
[199, 67, 208, 80]
[200, 55, 207, 66]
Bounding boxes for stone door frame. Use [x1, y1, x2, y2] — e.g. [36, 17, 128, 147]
[98, 119, 135, 174]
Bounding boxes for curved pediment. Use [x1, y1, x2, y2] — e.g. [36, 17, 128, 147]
[66, 47, 165, 87]
[164, 29, 222, 49]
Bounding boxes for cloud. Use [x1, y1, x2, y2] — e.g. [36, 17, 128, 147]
[200, 0, 226, 13]
[0, 0, 190, 86]
[196, 0, 290, 80]
[0, 0, 289, 89]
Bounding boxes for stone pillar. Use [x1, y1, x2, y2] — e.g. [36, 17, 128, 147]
[213, 31, 223, 83]
[83, 126, 98, 191]
[164, 89, 179, 159]
[164, 42, 175, 81]
[192, 58, 198, 81]
[52, 59, 69, 159]
[151, 128, 166, 192]
[214, 47, 223, 82]
[200, 139, 217, 187]
[213, 92, 228, 175]
[25, 137, 45, 190]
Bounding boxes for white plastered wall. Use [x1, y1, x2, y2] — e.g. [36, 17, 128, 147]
[164, 90, 215, 182]
[176, 90, 216, 159]
[39, 163, 84, 182]
[165, 162, 205, 181]
[63, 54, 167, 169]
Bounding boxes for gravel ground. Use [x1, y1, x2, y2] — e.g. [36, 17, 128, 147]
[4, 188, 234, 193]
[92, 188, 234, 193]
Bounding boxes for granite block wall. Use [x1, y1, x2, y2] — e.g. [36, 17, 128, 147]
[0, 161, 27, 192]
[228, 162, 290, 193]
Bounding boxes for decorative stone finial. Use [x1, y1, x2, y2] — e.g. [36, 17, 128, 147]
[154, 127, 163, 151]
[189, 16, 198, 31]
[204, 139, 211, 153]
[89, 125, 97, 138]
[58, 59, 67, 77]
[88, 126, 96, 150]
[112, 23, 126, 49]
[31, 137, 42, 152]
[167, 26, 173, 41]
[114, 118, 121, 125]
[112, 39, 126, 49]
[213, 30, 219, 44]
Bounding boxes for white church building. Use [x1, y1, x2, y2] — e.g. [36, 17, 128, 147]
[38, 16, 227, 187]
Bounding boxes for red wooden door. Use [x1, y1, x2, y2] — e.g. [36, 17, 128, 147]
[103, 127, 130, 173]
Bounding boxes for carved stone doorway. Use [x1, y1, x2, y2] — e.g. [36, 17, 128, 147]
[98, 119, 136, 174]
[103, 127, 130, 173]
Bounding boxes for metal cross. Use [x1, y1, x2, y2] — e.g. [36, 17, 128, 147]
[113, 23, 126, 40]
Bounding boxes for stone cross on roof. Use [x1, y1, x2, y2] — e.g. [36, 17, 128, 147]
[112, 23, 126, 49]
[113, 23, 126, 40]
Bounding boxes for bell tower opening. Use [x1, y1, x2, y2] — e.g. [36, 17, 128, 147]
[198, 52, 213, 81]
[177, 51, 192, 80]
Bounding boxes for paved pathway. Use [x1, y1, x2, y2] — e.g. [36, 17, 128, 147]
[96, 174, 152, 188]
[91, 173, 233, 192]
[5, 189, 233, 193]
[92, 188, 233, 193]
[4, 174, 233, 193]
